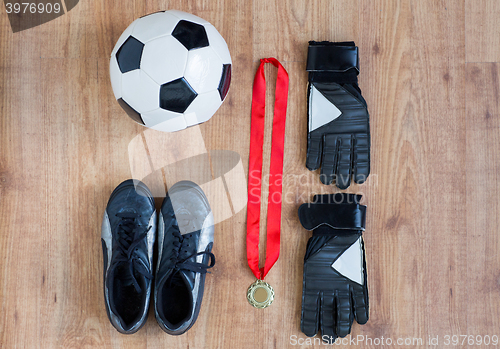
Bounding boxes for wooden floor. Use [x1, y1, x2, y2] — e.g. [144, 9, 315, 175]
[1, 1, 500, 348]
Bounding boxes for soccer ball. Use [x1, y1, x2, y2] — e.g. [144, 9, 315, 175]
[109, 10, 232, 132]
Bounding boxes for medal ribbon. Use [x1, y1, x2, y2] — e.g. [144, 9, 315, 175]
[246, 58, 289, 280]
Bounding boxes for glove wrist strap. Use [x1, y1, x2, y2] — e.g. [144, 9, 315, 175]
[306, 43, 359, 73]
[298, 199, 366, 232]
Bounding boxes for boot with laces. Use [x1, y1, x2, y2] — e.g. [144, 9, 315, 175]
[101, 179, 156, 334]
[155, 181, 215, 335]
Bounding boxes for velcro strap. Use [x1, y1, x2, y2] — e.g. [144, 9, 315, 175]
[306, 45, 359, 73]
[298, 202, 366, 231]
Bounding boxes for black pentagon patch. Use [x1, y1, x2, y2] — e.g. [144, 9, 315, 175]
[160, 78, 198, 113]
[218, 64, 231, 100]
[117, 98, 145, 125]
[116, 36, 144, 73]
[171, 20, 209, 50]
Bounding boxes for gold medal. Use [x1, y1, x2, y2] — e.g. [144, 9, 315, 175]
[247, 279, 274, 309]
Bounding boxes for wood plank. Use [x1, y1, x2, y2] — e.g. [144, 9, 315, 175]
[253, 0, 358, 62]
[408, 0, 467, 343]
[465, 62, 500, 337]
[358, 0, 414, 345]
[0, 60, 43, 349]
[466, 0, 500, 62]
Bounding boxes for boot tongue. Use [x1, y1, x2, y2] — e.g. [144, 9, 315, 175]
[181, 270, 194, 289]
[115, 261, 143, 290]
[158, 268, 192, 291]
[177, 233, 198, 288]
[114, 258, 150, 294]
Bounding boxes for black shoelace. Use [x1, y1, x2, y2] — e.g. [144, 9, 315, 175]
[112, 212, 153, 293]
[168, 230, 215, 284]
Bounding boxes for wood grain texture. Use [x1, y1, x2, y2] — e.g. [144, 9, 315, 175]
[253, 0, 359, 62]
[465, 0, 500, 62]
[465, 63, 500, 338]
[409, 0, 467, 341]
[1, 1, 500, 348]
[358, 0, 414, 343]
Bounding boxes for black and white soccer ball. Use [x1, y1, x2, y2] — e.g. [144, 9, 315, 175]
[110, 10, 232, 132]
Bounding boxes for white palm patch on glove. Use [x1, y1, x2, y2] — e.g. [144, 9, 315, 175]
[331, 236, 364, 285]
[308, 85, 342, 132]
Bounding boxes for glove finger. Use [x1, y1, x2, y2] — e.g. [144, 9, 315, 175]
[306, 132, 323, 171]
[351, 287, 369, 324]
[320, 134, 338, 185]
[336, 291, 354, 337]
[353, 134, 370, 184]
[320, 293, 337, 342]
[301, 292, 320, 337]
[335, 135, 353, 190]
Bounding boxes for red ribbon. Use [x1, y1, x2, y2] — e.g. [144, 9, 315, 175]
[246, 58, 289, 280]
